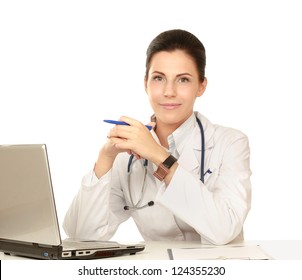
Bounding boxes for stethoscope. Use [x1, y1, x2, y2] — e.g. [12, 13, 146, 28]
[124, 116, 208, 211]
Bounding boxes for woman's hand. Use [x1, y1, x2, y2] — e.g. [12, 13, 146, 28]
[94, 116, 158, 179]
[107, 116, 168, 165]
[95, 116, 177, 184]
[94, 118, 138, 178]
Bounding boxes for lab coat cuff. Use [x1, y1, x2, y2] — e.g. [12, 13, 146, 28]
[155, 182, 167, 201]
[155, 165, 183, 202]
[155, 164, 185, 201]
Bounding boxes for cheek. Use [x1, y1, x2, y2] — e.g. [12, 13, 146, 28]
[178, 86, 198, 101]
[147, 92, 159, 109]
[146, 83, 163, 101]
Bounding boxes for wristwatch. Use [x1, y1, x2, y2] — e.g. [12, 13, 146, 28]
[153, 155, 177, 181]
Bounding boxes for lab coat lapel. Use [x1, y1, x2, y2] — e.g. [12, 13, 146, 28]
[177, 126, 200, 172]
[177, 114, 215, 173]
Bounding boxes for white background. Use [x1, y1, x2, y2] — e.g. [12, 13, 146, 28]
[1, 0, 301, 242]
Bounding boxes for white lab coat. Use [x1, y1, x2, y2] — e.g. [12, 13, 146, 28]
[63, 112, 251, 245]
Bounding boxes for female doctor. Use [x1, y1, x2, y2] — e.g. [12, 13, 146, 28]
[63, 29, 252, 245]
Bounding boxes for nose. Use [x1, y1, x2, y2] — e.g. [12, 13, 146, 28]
[164, 81, 176, 97]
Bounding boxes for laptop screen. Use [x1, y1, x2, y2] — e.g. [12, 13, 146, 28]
[0, 144, 61, 246]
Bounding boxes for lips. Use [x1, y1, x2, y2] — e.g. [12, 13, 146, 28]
[160, 103, 181, 110]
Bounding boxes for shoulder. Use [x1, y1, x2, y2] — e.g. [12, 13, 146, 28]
[214, 124, 248, 143]
[195, 112, 249, 148]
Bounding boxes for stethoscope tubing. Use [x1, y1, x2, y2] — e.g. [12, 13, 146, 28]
[196, 117, 205, 183]
[125, 115, 205, 210]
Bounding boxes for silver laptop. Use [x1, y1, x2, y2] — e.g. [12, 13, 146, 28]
[0, 144, 144, 259]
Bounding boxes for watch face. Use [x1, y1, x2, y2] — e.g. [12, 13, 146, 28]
[163, 155, 177, 169]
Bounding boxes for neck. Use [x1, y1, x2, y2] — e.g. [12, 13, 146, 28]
[155, 128, 171, 149]
[155, 121, 180, 149]
[153, 112, 194, 148]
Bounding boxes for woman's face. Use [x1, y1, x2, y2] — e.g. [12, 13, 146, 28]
[145, 50, 207, 128]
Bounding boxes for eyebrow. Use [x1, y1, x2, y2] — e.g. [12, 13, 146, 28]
[151, 71, 193, 77]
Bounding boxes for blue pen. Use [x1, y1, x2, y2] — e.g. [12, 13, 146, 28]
[103, 120, 152, 131]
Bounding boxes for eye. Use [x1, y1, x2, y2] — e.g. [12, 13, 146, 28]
[152, 75, 164, 82]
[178, 77, 190, 83]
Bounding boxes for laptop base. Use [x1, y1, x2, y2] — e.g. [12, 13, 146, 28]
[0, 239, 144, 260]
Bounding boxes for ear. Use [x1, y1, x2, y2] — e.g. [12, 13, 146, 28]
[196, 77, 207, 97]
[144, 76, 148, 93]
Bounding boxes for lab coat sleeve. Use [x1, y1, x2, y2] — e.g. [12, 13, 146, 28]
[156, 132, 252, 245]
[63, 163, 130, 240]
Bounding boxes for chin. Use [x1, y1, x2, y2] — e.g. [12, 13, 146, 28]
[158, 114, 187, 127]
[158, 108, 190, 120]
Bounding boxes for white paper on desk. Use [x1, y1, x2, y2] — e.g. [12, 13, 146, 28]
[168, 245, 271, 260]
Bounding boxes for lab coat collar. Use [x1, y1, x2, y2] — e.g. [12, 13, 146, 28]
[177, 112, 215, 173]
[177, 112, 215, 172]
[150, 112, 215, 172]
[174, 112, 216, 152]
[193, 112, 215, 151]
[170, 113, 195, 157]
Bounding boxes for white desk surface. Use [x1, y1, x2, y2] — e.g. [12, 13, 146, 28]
[1, 240, 302, 260]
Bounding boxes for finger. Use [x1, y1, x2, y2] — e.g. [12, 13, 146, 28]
[119, 116, 152, 131]
[126, 149, 142, 159]
[132, 152, 142, 160]
[108, 125, 134, 139]
[108, 136, 126, 146]
[147, 121, 156, 130]
[119, 116, 141, 127]
[120, 116, 154, 132]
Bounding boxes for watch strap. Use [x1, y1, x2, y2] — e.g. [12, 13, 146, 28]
[153, 155, 177, 181]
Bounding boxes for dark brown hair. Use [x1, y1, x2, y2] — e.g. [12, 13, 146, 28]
[145, 29, 206, 82]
